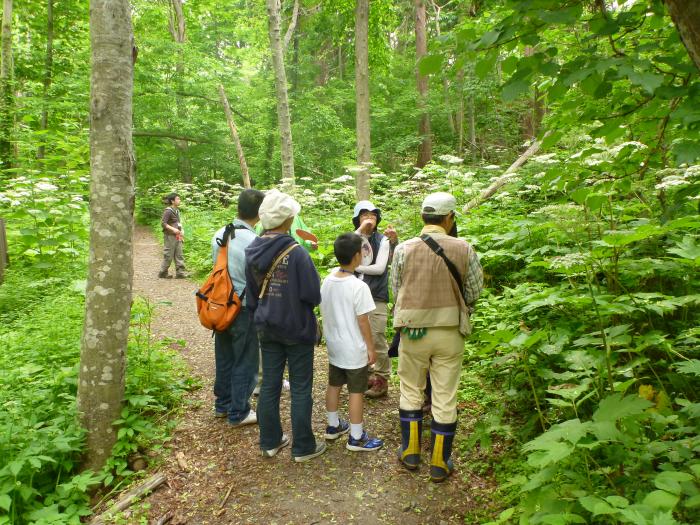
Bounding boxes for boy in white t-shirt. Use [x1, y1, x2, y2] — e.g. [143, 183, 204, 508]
[320, 233, 384, 452]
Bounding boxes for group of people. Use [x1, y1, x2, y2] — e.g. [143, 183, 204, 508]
[161, 187, 483, 482]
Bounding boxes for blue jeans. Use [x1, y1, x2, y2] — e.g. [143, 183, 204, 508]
[257, 338, 316, 456]
[214, 309, 259, 424]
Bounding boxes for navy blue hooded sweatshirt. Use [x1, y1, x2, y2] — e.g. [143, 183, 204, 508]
[245, 233, 321, 345]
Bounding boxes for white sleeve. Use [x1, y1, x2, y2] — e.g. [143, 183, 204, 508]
[354, 281, 376, 316]
[356, 237, 390, 276]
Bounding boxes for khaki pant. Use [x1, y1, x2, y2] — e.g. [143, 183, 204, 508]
[398, 326, 463, 423]
[161, 234, 186, 274]
[369, 301, 391, 379]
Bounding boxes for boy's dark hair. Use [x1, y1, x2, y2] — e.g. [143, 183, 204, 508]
[164, 192, 179, 205]
[238, 189, 266, 220]
[334, 233, 362, 265]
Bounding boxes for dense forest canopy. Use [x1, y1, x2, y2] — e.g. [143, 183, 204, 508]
[0, 0, 699, 523]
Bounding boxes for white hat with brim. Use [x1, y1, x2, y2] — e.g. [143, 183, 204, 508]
[259, 189, 302, 230]
[421, 192, 456, 215]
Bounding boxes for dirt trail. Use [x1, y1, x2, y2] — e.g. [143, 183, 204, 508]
[130, 225, 492, 524]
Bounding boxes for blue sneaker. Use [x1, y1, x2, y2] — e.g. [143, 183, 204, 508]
[324, 419, 350, 440]
[346, 431, 383, 452]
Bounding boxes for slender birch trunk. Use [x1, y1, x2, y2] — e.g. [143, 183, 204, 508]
[355, 0, 371, 200]
[267, 0, 295, 190]
[0, 0, 13, 171]
[77, 0, 135, 472]
[218, 84, 251, 189]
[168, 0, 192, 182]
[38, 0, 53, 160]
[415, 0, 431, 168]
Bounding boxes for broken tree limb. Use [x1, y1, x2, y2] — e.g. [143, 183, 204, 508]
[90, 473, 166, 525]
[283, 0, 299, 49]
[218, 84, 251, 189]
[462, 131, 551, 212]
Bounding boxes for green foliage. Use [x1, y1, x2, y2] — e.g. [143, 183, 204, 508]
[0, 259, 190, 523]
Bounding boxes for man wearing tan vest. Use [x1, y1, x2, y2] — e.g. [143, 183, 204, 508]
[391, 192, 483, 482]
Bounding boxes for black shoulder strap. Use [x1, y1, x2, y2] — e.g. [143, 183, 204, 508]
[420, 234, 464, 297]
[217, 223, 248, 247]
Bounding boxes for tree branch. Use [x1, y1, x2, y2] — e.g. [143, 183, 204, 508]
[283, 0, 300, 50]
[132, 130, 215, 143]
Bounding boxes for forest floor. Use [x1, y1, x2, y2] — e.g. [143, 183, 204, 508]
[127, 226, 496, 525]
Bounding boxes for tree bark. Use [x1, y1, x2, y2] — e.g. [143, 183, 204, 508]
[77, 0, 135, 473]
[168, 0, 192, 183]
[455, 68, 465, 154]
[218, 84, 251, 189]
[415, 0, 432, 168]
[37, 0, 53, 160]
[267, 0, 295, 190]
[355, 0, 371, 200]
[0, 0, 13, 171]
[283, 0, 299, 50]
[664, 0, 700, 72]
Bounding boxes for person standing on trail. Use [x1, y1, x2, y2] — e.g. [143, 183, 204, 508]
[352, 201, 398, 398]
[320, 233, 383, 452]
[245, 189, 326, 462]
[210, 189, 266, 427]
[159, 193, 188, 279]
[391, 192, 483, 483]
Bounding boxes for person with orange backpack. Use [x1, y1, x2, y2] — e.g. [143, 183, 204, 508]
[209, 189, 265, 426]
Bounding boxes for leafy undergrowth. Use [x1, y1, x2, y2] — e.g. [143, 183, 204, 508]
[0, 260, 192, 524]
[140, 138, 699, 523]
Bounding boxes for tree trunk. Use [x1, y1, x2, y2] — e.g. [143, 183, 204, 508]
[267, 0, 295, 190]
[415, 0, 431, 168]
[218, 84, 251, 189]
[455, 68, 464, 154]
[169, 0, 192, 183]
[521, 46, 544, 139]
[355, 0, 371, 200]
[37, 0, 53, 160]
[430, 1, 455, 136]
[664, 0, 700, 72]
[77, 0, 135, 473]
[0, 0, 13, 171]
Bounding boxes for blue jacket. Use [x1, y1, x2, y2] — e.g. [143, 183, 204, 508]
[245, 233, 321, 345]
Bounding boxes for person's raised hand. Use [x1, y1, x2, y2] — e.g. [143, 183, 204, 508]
[384, 224, 398, 244]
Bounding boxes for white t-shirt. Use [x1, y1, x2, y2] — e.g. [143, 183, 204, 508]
[320, 274, 376, 369]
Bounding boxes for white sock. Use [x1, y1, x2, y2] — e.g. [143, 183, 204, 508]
[327, 411, 339, 427]
[350, 422, 364, 440]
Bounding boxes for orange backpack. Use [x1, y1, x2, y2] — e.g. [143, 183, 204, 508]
[195, 224, 243, 332]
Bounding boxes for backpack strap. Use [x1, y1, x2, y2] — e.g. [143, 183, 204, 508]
[420, 234, 464, 298]
[258, 243, 299, 300]
[216, 223, 249, 298]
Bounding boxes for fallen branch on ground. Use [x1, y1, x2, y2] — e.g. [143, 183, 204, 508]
[462, 131, 551, 212]
[90, 473, 167, 525]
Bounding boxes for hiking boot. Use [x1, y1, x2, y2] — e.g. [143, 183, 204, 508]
[365, 375, 388, 398]
[293, 441, 327, 462]
[174, 272, 189, 279]
[346, 431, 383, 452]
[228, 410, 257, 427]
[367, 373, 377, 390]
[213, 409, 228, 418]
[158, 271, 172, 279]
[261, 433, 290, 458]
[324, 419, 350, 440]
